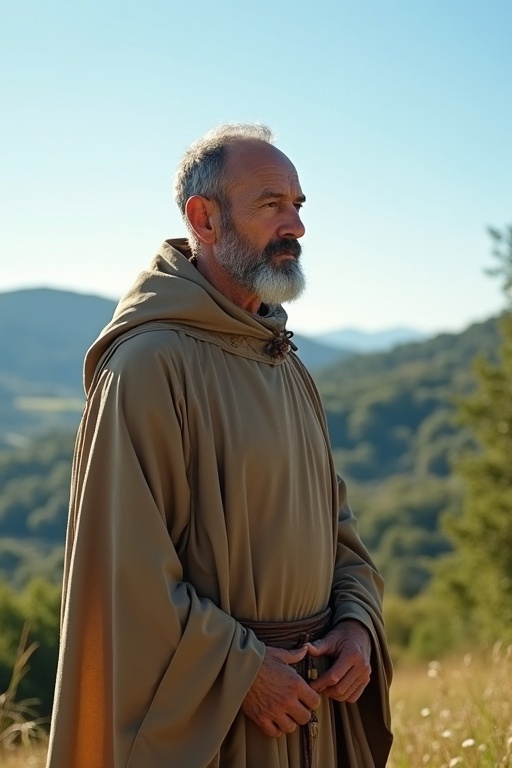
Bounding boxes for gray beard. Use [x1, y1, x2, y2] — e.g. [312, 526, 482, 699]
[215, 227, 306, 305]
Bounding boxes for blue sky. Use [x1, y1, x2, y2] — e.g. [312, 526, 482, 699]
[2, 0, 511, 335]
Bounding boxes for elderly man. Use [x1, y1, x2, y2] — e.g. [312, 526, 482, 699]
[46, 124, 393, 768]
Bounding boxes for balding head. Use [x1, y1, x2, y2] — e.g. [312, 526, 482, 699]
[174, 123, 275, 254]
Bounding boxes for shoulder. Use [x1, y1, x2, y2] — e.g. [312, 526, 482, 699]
[89, 327, 196, 406]
[106, 326, 192, 375]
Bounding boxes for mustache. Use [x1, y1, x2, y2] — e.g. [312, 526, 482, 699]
[262, 238, 302, 261]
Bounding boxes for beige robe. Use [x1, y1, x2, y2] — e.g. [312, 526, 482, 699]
[46, 240, 392, 768]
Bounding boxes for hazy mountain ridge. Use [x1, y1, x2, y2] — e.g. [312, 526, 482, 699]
[315, 326, 427, 351]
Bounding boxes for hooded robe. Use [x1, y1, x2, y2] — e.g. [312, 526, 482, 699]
[46, 240, 393, 768]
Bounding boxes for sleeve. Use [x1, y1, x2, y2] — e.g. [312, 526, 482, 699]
[330, 474, 394, 767]
[47, 332, 264, 768]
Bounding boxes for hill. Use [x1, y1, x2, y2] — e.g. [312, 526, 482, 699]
[316, 315, 500, 480]
[0, 288, 350, 447]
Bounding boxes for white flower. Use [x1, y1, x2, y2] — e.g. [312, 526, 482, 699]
[441, 729, 452, 738]
[449, 758, 463, 767]
[462, 738, 475, 748]
[421, 708, 431, 717]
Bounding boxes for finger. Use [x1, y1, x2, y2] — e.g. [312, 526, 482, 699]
[299, 682, 321, 711]
[259, 718, 283, 738]
[288, 701, 315, 726]
[274, 714, 299, 734]
[309, 665, 348, 694]
[310, 658, 357, 694]
[325, 677, 369, 703]
[345, 680, 368, 703]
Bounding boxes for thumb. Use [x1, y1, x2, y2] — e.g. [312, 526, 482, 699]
[304, 638, 328, 657]
[277, 645, 308, 665]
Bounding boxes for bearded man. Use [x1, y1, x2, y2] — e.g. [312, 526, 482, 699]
[46, 124, 393, 768]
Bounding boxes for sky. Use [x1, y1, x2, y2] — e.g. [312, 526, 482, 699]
[1, 0, 511, 336]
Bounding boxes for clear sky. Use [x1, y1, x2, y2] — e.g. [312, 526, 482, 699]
[2, 0, 511, 335]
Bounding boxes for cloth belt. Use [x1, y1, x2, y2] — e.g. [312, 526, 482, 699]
[241, 607, 331, 768]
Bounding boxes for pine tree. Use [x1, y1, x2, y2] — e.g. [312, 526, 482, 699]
[443, 225, 512, 644]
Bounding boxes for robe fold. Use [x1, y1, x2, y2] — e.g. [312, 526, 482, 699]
[46, 239, 393, 768]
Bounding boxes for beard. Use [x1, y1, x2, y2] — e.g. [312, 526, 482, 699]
[214, 220, 306, 305]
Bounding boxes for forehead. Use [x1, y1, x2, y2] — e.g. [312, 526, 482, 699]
[224, 141, 302, 199]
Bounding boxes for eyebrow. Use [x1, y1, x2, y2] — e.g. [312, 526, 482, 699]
[255, 189, 306, 204]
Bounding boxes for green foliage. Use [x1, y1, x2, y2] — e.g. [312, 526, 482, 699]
[431, 225, 512, 646]
[319, 317, 499, 481]
[0, 432, 72, 585]
[384, 592, 466, 663]
[347, 474, 462, 598]
[0, 580, 61, 719]
[0, 624, 48, 752]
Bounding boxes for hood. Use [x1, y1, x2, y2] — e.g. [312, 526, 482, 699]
[84, 239, 297, 394]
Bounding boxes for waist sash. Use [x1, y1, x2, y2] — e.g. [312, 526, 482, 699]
[240, 606, 331, 648]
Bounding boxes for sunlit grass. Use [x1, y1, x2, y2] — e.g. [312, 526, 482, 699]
[1, 743, 47, 767]
[389, 643, 512, 767]
[0, 625, 48, 765]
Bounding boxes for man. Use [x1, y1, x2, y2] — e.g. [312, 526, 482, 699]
[46, 124, 393, 768]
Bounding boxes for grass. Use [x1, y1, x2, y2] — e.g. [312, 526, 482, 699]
[3, 643, 512, 767]
[1, 743, 47, 767]
[0, 625, 48, 765]
[388, 643, 512, 767]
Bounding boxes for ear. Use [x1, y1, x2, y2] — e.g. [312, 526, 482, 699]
[185, 195, 218, 245]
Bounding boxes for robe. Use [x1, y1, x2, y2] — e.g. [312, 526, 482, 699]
[46, 239, 393, 768]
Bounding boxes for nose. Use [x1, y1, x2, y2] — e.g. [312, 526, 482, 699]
[276, 205, 306, 240]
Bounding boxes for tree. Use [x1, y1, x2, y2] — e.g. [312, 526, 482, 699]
[442, 225, 512, 643]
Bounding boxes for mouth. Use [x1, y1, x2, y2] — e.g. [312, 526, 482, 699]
[264, 239, 302, 262]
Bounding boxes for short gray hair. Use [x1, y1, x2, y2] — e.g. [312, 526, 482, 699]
[174, 123, 274, 251]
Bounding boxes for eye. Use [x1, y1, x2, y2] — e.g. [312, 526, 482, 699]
[294, 202, 304, 211]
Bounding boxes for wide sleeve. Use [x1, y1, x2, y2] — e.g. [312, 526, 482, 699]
[46, 332, 264, 768]
[330, 475, 393, 767]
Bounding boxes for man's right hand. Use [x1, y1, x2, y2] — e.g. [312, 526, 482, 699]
[241, 646, 321, 738]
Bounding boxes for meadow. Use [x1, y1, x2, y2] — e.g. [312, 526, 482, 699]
[2, 645, 512, 767]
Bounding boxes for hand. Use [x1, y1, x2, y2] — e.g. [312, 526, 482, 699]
[242, 645, 321, 738]
[304, 619, 372, 703]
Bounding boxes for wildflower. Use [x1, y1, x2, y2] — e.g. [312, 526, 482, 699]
[441, 729, 452, 738]
[462, 738, 475, 748]
[421, 708, 431, 717]
[449, 758, 462, 767]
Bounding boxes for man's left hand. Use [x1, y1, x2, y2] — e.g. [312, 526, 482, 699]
[304, 619, 372, 703]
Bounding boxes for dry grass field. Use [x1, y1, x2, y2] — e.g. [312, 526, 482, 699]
[388, 643, 512, 767]
[2, 645, 512, 767]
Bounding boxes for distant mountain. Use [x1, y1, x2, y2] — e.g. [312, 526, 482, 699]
[0, 288, 349, 447]
[314, 326, 427, 352]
